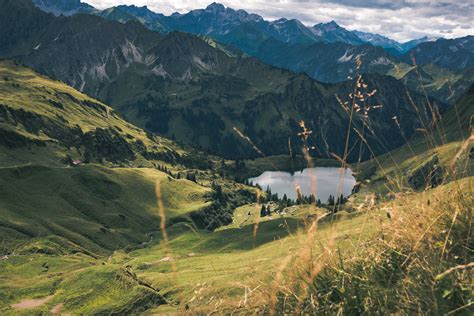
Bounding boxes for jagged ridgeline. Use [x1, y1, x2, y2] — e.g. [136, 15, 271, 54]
[0, 0, 448, 161]
[30, 1, 474, 104]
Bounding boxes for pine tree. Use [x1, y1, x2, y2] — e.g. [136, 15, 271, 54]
[327, 195, 335, 205]
[212, 182, 224, 201]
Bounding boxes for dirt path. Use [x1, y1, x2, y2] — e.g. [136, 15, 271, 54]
[11, 295, 54, 310]
[51, 303, 64, 314]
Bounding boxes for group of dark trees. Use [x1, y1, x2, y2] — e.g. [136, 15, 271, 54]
[176, 172, 197, 182]
[156, 164, 172, 175]
[257, 185, 348, 217]
[263, 185, 347, 207]
[156, 164, 198, 183]
[326, 194, 348, 206]
[260, 204, 272, 217]
[192, 181, 256, 230]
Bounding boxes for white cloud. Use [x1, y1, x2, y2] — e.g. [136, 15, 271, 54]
[85, 0, 474, 42]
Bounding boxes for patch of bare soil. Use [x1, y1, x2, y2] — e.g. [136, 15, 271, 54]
[11, 295, 54, 310]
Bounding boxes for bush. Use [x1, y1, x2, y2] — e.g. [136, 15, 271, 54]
[408, 154, 444, 190]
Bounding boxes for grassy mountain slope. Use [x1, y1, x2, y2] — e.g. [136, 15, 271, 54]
[0, 165, 210, 255]
[0, 60, 258, 255]
[0, 60, 190, 165]
[353, 84, 473, 197]
[0, 203, 383, 314]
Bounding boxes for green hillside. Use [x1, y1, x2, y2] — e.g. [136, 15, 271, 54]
[0, 61, 471, 316]
[0, 165, 211, 254]
[0, 60, 257, 255]
[353, 84, 473, 197]
[0, 59, 384, 314]
[0, 60, 189, 166]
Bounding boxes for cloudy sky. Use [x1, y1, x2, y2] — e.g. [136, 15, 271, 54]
[86, 0, 473, 42]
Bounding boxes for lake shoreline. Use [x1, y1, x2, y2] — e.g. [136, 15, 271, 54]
[248, 166, 357, 202]
[241, 155, 343, 179]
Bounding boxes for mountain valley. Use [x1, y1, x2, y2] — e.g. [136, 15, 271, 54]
[0, 0, 473, 314]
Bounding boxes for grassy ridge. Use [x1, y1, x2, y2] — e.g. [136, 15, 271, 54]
[0, 164, 210, 255]
[353, 84, 473, 197]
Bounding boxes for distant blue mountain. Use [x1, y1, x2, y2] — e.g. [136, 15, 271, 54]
[32, 0, 96, 16]
[30, 0, 437, 54]
[312, 21, 365, 45]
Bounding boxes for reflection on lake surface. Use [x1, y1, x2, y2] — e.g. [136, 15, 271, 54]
[248, 167, 356, 202]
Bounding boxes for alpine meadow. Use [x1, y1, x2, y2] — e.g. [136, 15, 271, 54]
[0, 0, 472, 314]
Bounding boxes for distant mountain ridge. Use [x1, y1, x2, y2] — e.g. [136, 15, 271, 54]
[32, 0, 96, 16]
[7, 0, 473, 105]
[31, 0, 436, 53]
[402, 36, 474, 70]
[312, 21, 366, 46]
[0, 0, 445, 162]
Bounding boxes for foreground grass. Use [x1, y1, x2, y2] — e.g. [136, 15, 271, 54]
[0, 202, 383, 314]
[283, 177, 473, 315]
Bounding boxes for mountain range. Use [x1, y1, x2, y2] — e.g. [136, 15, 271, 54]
[33, 1, 434, 53]
[28, 0, 474, 104]
[0, 0, 449, 162]
[115, 2, 440, 54]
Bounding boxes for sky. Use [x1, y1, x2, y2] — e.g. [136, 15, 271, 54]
[86, 0, 474, 42]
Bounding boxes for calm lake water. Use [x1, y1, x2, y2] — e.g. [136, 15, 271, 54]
[248, 167, 356, 202]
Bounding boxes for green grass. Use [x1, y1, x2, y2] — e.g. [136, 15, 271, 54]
[217, 203, 325, 230]
[0, 253, 166, 315]
[0, 164, 210, 255]
[0, 204, 383, 314]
